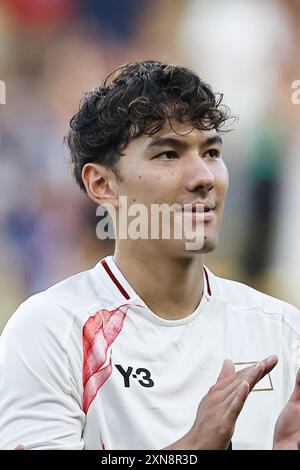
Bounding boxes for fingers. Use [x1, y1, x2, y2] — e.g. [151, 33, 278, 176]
[297, 439, 300, 451]
[237, 355, 277, 394]
[225, 380, 250, 419]
[196, 355, 278, 445]
[218, 355, 277, 398]
[222, 372, 254, 401]
[216, 365, 253, 393]
[223, 363, 265, 408]
[223, 356, 277, 420]
[216, 356, 274, 392]
[258, 355, 278, 378]
[217, 359, 235, 382]
[224, 364, 270, 423]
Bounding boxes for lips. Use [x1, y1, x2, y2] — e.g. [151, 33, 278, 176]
[182, 202, 216, 213]
[180, 201, 216, 224]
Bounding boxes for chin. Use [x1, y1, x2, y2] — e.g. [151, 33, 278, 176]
[200, 240, 217, 253]
[183, 236, 218, 254]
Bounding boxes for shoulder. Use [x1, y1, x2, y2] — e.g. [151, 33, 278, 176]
[206, 267, 300, 334]
[1, 262, 107, 345]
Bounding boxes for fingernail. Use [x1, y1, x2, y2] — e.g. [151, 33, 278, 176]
[267, 355, 276, 364]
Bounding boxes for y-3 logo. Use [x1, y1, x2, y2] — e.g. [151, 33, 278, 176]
[115, 364, 154, 388]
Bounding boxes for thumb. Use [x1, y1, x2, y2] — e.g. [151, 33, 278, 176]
[217, 359, 235, 382]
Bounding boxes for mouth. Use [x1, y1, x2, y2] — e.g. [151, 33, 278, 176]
[181, 202, 216, 222]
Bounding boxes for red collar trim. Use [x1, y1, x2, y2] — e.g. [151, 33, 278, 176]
[101, 259, 211, 300]
[203, 266, 212, 296]
[101, 259, 130, 300]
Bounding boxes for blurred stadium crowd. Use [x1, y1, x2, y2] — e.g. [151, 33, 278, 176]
[0, 0, 299, 331]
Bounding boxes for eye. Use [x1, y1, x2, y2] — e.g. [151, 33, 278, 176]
[153, 151, 179, 160]
[205, 149, 221, 159]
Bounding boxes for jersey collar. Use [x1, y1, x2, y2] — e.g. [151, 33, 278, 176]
[99, 255, 212, 302]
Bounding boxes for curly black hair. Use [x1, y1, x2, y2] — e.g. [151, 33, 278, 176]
[66, 60, 233, 191]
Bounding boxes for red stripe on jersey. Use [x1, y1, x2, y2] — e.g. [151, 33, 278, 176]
[101, 259, 130, 300]
[99, 432, 106, 450]
[203, 267, 212, 296]
[82, 304, 131, 414]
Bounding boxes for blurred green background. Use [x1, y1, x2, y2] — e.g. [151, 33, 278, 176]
[0, 0, 300, 332]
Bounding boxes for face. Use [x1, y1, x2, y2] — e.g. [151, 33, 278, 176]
[113, 120, 229, 254]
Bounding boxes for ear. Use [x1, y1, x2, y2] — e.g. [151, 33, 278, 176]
[81, 163, 120, 209]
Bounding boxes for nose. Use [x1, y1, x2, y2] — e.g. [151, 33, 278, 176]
[184, 154, 215, 195]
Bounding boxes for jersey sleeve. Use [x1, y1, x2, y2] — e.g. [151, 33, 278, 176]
[0, 293, 85, 450]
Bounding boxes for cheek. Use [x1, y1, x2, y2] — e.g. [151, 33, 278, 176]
[215, 165, 229, 200]
[124, 166, 181, 204]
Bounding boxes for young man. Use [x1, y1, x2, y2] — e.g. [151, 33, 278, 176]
[1, 61, 300, 450]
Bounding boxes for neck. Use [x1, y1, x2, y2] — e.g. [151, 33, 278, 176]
[114, 241, 205, 320]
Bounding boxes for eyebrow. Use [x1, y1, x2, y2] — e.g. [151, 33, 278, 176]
[146, 135, 223, 150]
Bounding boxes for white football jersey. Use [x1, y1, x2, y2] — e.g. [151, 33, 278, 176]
[0, 255, 300, 450]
